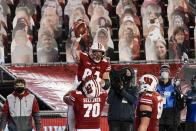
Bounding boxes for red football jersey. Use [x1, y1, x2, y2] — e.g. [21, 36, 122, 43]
[70, 90, 107, 129]
[134, 92, 163, 131]
[77, 52, 111, 82]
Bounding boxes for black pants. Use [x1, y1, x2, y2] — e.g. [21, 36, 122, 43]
[108, 121, 133, 131]
[159, 124, 179, 131]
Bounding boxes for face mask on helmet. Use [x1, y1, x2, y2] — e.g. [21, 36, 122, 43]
[89, 50, 104, 63]
[161, 71, 169, 79]
[83, 79, 100, 98]
[89, 42, 105, 63]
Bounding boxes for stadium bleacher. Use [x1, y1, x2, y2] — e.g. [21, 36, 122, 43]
[0, 0, 195, 63]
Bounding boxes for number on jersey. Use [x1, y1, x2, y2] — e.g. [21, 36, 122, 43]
[82, 68, 101, 82]
[83, 103, 100, 117]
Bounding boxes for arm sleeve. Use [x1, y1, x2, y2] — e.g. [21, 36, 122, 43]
[120, 86, 138, 104]
[32, 98, 41, 131]
[0, 100, 9, 129]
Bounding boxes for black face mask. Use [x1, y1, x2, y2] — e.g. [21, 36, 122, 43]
[15, 87, 25, 94]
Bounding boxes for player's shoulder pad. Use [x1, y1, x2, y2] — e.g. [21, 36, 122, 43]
[140, 93, 153, 104]
[69, 90, 82, 101]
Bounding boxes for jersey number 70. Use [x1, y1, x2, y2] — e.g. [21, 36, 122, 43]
[83, 103, 100, 117]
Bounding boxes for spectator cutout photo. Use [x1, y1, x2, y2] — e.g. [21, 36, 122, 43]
[141, 2, 163, 38]
[93, 27, 114, 60]
[11, 30, 33, 64]
[0, 43, 4, 63]
[69, 6, 89, 31]
[169, 26, 190, 61]
[0, 22, 6, 63]
[145, 26, 166, 61]
[155, 39, 167, 60]
[119, 15, 140, 61]
[90, 5, 112, 38]
[37, 31, 59, 63]
[168, 9, 189, 39]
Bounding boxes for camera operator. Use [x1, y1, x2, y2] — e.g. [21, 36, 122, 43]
[156, 64, 185, 131]
[107, 67, 138, 131]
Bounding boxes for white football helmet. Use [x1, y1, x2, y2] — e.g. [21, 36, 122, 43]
[83, 78, 101, 98]
[139, 74, 158, 93]
[89, 42, 105, 63]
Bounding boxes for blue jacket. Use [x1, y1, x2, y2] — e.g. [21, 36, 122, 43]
[156, 79, 184, 125]
[186, 90, 196, 123]
[157, 80, 175, 109]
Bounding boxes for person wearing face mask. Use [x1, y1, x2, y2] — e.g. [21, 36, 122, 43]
[107, 67, 138, 131]
[0, 78, 41, 131]
[185, 75, 196, 131]
[156, 64, 185, 131]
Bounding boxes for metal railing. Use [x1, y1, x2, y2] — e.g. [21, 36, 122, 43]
[0, 59, 195, 67]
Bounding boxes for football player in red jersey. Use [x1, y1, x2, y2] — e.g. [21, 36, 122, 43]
[72, 41, 111, 91]
[66, 40, 111, 130]
[134, 74, 163, 131]
[63, 88, 107, 131]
